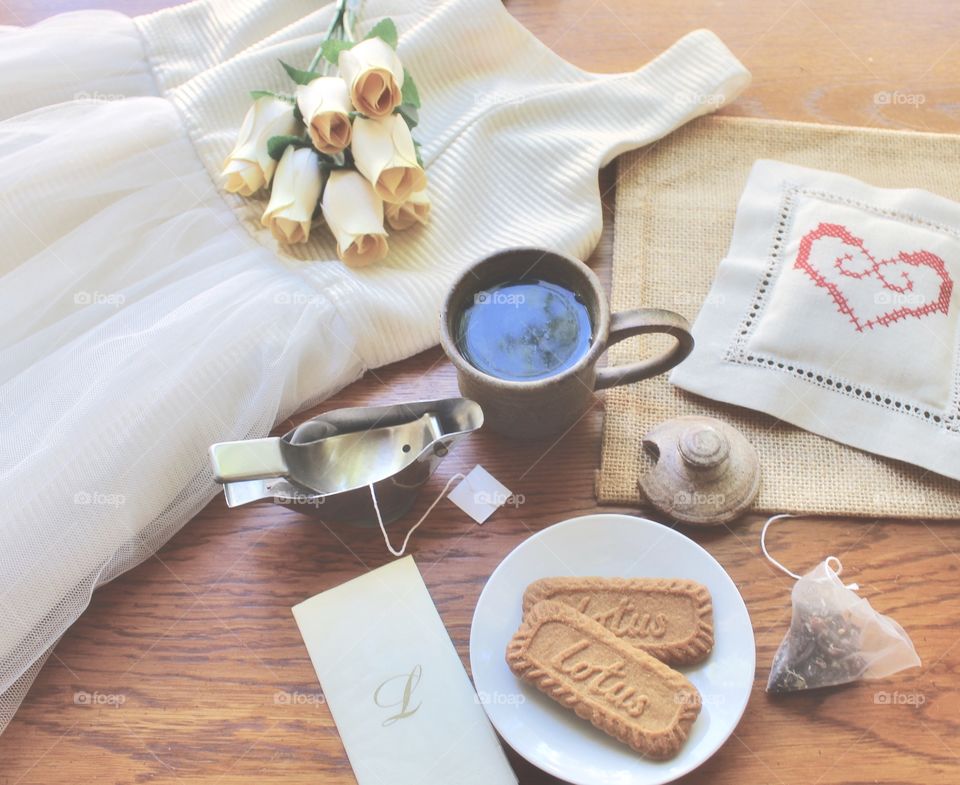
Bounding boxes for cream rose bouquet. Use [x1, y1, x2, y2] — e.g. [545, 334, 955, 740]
[221, 0, 430, 267]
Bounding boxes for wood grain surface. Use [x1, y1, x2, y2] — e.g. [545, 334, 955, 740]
[1, 1, 959, 784]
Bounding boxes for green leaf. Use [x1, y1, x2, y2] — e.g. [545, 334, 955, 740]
[397, 103, 419, 129]
[401, 70, 421, 108]
[267, 134, 307, 161]
[279, 59, 321, 86]
[250, 89, 296, 103]
[321, 38, 355, 65]
[365, 18, 398, 49]
[413, 139, 424, 168]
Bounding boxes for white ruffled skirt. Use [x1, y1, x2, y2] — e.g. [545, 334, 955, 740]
[0, 11, 361, 730]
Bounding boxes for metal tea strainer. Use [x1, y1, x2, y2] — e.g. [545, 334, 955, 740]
[209, 397, 483, 526]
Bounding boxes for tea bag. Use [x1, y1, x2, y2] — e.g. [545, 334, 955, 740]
[762, 515, 920, 693]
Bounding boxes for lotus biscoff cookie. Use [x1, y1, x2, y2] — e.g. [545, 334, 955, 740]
[522, 577, 714, 665]
[506, 600, 701, 759]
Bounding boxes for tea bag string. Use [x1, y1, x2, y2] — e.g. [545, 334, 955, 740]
[369, 473, 466, 558]
[760, 514, 859, 590]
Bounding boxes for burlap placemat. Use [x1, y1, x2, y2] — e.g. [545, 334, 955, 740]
[597, 115, 960, 518]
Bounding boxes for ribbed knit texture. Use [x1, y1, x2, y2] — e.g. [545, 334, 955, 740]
[0, 0, 748, 734]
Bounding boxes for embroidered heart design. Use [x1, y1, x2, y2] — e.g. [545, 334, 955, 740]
[793, 222, 953, 332]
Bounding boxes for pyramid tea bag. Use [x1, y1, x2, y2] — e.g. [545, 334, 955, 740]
[762, 516, 920, 693]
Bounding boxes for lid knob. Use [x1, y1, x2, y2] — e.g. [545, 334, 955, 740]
[678, 424, 729, 470]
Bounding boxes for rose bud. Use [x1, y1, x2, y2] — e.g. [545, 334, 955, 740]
[385, 188, 431, 231]
[261, 145, 323, 244]
[338, 37, 404, 119]
[222, 96, 298, 195]
[321, 169, 389, 267]
[296, 77, 353, 155]
[351, 114, 426, 204]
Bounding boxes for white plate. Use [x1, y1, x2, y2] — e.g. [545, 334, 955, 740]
[470, 514, 755, 785]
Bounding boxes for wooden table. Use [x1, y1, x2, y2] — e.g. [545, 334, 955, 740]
[1, 1, 958, 783]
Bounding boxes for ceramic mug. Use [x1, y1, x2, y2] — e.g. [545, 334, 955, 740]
[439, 247, 694, 439]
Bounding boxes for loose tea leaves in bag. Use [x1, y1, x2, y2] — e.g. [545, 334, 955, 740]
[767, 559, 920, 693]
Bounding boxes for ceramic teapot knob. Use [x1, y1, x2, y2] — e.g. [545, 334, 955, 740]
[678, 424, 729, 470]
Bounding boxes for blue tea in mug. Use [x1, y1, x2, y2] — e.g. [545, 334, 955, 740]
[456, 280, 593, 381]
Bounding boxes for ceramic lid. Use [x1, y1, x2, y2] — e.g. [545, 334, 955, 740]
[638, 415, 760, 525]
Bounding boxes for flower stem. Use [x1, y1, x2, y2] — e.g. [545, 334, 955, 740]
[307, 0, 351, 73]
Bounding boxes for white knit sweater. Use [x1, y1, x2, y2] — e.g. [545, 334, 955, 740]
[136, 0, 750, 367]
[0, 0, 748, 733]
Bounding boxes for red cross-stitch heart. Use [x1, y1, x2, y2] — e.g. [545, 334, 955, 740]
[793, 222, 954, 332]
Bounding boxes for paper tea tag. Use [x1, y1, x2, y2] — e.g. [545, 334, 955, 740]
[446, 465, 514, 524]
[292, 557, 516, 785]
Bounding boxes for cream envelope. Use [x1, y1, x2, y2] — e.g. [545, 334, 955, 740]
[292, 557, 517, 785]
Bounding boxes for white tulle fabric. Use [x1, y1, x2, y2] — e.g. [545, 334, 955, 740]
[0, 0, 749, 732]
[0, 23, 361, 730]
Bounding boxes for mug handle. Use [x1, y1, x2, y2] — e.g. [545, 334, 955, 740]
[594, 309, 694, 391]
